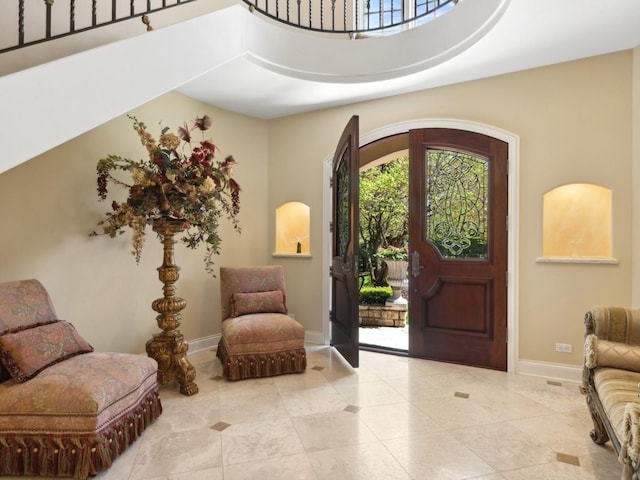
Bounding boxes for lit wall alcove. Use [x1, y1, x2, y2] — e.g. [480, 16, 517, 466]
[273, 201, 311, 257]
[537, 183, 618, 264]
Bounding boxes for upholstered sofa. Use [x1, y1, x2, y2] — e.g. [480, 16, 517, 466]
[217, 265, 306, 380]
[583, 305, 640, 480]
[0, 279, 162, 479]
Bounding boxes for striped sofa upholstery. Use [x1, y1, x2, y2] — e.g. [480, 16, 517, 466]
[583, 306, 640, 480]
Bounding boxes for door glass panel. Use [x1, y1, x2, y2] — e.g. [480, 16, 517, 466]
[425, 149, 488, 259]
[335, 147, 350, 258]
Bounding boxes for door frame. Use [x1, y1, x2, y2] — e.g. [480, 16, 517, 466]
[322, 118, 520, 373]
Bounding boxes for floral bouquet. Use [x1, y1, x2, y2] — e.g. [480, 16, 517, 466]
[92, 114, 241, 275]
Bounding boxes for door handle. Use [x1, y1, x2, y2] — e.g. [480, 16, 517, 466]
[411, 250, 424, 277]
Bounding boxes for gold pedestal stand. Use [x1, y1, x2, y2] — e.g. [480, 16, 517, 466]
[145, 217, 199, 396]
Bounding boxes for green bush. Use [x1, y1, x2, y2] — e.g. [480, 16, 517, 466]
[359, 286, 392, 305]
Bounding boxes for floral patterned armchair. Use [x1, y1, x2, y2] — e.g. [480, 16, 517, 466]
[217, 265, 306, 380]
[0, 279, 162, 479]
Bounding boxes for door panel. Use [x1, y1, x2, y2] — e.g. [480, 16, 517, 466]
[330, 115, 360, 368]
[408, 128, 508, 370]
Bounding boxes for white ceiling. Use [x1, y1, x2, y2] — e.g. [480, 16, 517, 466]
[177, 0, 640, 120]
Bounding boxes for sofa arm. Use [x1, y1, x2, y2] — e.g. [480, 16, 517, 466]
[585, 334, 640, 373]
[587, 306, 640, 344]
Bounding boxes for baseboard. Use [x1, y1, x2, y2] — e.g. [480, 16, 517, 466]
[304, 330, 324, 345]
[187, 330, 325, 356]
[518, 359, 582, 384]
[187, 334, 220, 354]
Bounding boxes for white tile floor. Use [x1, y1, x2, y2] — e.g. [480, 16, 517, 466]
[5, 345, 622, 479]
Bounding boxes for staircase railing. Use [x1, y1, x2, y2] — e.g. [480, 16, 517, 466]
[1, 0, 197, 55]
[242, 0, 457, 36]
[1, 0, 457, 56]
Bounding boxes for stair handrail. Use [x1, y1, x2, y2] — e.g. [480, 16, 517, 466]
[1, 0, 198, 55]
[242, 0, 457, 37]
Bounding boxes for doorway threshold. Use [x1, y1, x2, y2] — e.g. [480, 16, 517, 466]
[359, 325, 409, 356]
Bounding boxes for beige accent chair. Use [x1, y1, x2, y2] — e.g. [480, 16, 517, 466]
[217, 265, 306, 380]
[0, 279, 162, 479]
[583, 306, 640, 480]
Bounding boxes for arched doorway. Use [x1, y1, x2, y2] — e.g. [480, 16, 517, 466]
[324, 119, 519, 372]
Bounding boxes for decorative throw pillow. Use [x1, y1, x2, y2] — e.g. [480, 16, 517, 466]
[0, 320, 94, 382]
[232, 290, 287, 317]
[595, 338, 640, 373]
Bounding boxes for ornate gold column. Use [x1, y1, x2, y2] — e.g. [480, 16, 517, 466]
[145, 217, 199, 396]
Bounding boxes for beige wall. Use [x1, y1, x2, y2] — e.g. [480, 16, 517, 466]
[0, 51, 634, 371]
[268, 51, 633, 367]
[0, 91, 269, 354]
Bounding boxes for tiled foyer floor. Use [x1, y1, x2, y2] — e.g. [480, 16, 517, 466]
[5, 345, 622, 479]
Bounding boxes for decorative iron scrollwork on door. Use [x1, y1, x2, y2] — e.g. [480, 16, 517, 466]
[335, 147, 351, 259]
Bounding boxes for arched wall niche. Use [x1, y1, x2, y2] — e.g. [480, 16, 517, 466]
[538, 182, 618, 264]
[274, 201, 311, 256]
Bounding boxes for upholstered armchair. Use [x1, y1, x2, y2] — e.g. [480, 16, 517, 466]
[0, 279, 162, 479]
[583, 306, 640, 480]
[217, 265, 306, 380]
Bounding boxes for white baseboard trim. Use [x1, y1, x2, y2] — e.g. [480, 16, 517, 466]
[304, 330, 325, 345]
[518, 359, 582, 384]
[187, 330, 325, 356]
[187, 334, 220, 354]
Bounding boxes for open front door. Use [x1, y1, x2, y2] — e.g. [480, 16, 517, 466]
[408, 128, 508, 370]
[330, 115, 360, 368]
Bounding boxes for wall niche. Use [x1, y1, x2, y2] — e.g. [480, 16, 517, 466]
[538, 183, 617, 264]
[274, 201, 311, 257]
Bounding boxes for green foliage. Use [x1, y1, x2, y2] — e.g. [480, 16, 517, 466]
[359, 286, 392, 305]
[375, 245, 408, 261]
[359, 157, 409, 285]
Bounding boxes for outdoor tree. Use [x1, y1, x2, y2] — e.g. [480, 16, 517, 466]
[359, 157, 409, 286]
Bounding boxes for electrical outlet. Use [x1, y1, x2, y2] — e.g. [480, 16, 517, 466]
[555, 343, 572, 353]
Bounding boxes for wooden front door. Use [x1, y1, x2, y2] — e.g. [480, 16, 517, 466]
[408, 128, 508, 370]
[330, 115, 360, 368]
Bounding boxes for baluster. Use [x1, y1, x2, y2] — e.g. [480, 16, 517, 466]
[131, 0, 135, 17]
[347, 0, 351, 31]
[321, 0, 324, 29]
[112, 0, 117, 21]
[331, 0, 335, 31]
[18, 0, 25, 46]
[70, 0, 76, 32]
[92, 0, 97, 27]
[45, 0, 53, 39]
